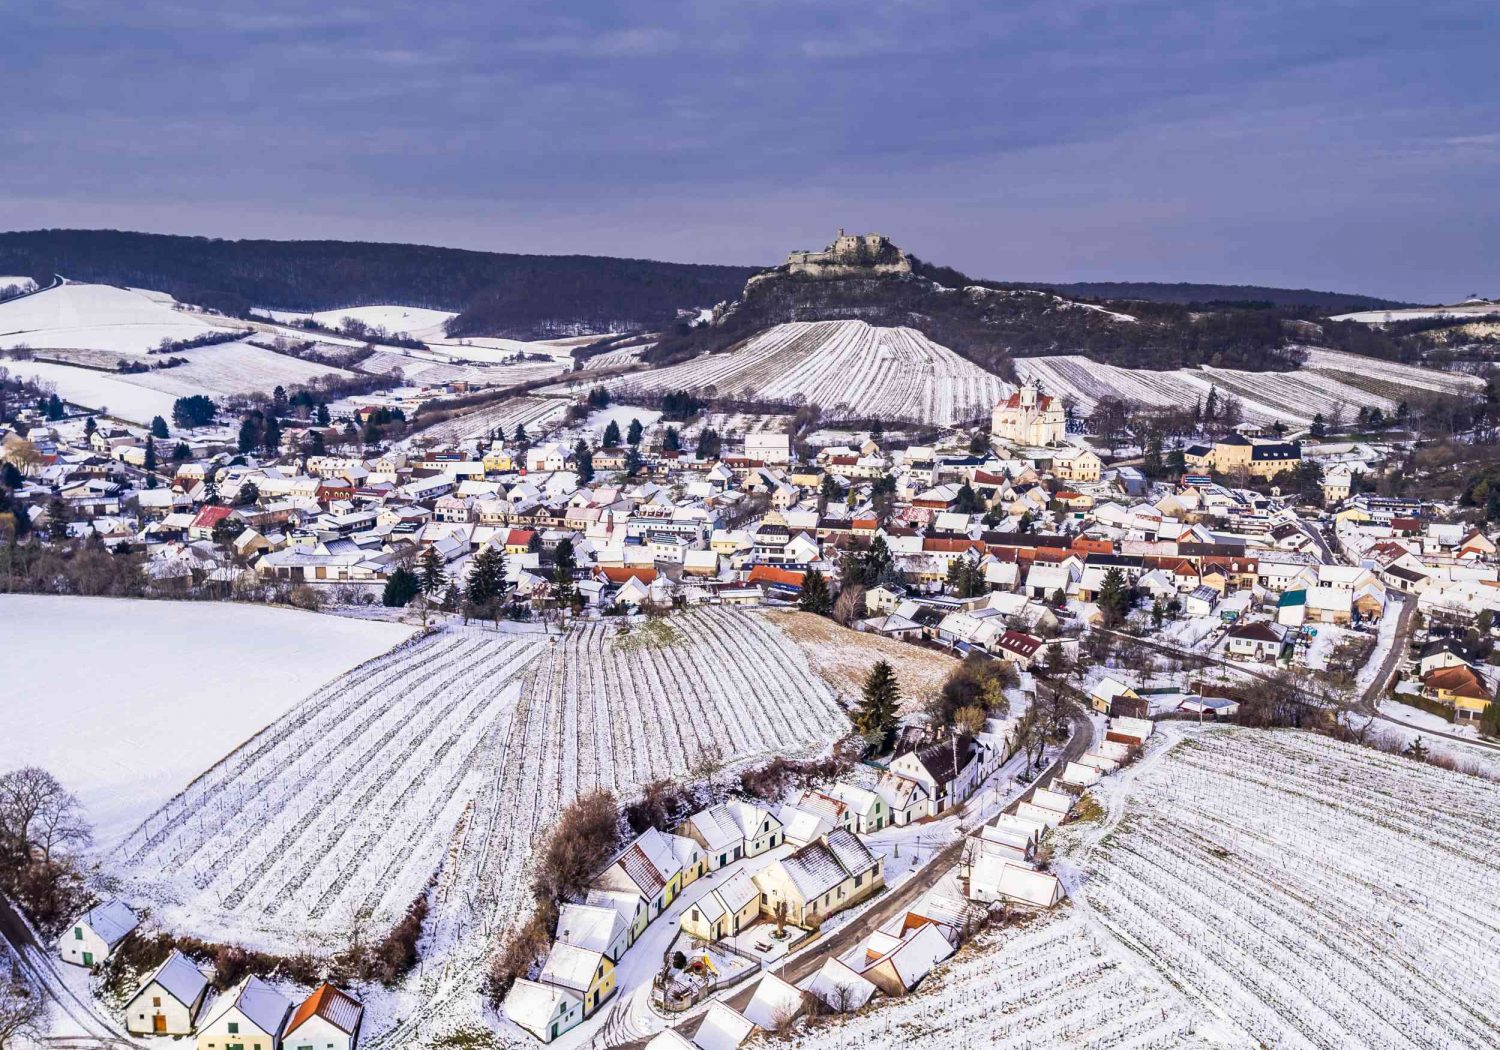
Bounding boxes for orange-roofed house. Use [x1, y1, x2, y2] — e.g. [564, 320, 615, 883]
[505, 529, 536, 555]
[1423, 664, 1494, 723]
[283, 983, 364, 1050]
[747, 564, 805, 594]
[599, 566, 658, 585]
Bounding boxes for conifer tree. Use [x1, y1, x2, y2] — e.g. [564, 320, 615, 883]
[798, 568, 833, 615]
[383, 567, 420, 607]
[419, 545, 447, 596]
[854, 659, 901, 749]
[603, 419, 621, 447]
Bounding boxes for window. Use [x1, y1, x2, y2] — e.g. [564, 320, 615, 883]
[854, 874, 862, 887]
[228, 1022, 239, 1034]
[74, 928, 83, 940]
[152, 997, 161, 1008]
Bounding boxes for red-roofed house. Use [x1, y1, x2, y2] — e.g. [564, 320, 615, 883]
[188, 505, 234, 540]
[283, 983, 363, 1050]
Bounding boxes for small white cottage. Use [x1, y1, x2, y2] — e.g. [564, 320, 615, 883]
[58, 899, 138, 967]
[125, 949, 211, 1036]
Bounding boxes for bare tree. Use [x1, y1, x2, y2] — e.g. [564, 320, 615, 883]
[0, 767, 91, 866]
[0, 958, 41, 1050]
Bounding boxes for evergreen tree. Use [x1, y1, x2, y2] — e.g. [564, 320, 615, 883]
[573, 439, 594, 483]
[237, 417, 260, 455]
[143, 436, 157, 487]
[262, 416, 283, 456]
[316, 402, 331, 426]
[696, 427, 721, 460]
[1098, 566, 1133, 626]
[383, 567, 421, 607]
[863, 535, 893, 587]
[171, 441, 190, 461]
[513, 422, 529, 449]
[798, 568, 833, 615]
[663, 426, 681, 452]
[1310, 413, 1326, 438]
[441, 582, 463, 613]
[1204, 386, 1219, 422]
[150, 415, 170, 439]
[1143, 435, 1164, 479]
[602, 419, 622, 447]
[466, 543, 508, 609]
[84, 416, 97, 440]
[854, 659, 902, 749]
[308, 431, 326, 456]
[627, 418, 643, 446]
[419, 545, 447, 596]
[624, 446, 642, 476]
[272, 385, 288, 417]
[954, 481, 982, 514]
[1167, 446, 1186, 475]
[553, 537, 578, 607]
[46, 496, 69, 542]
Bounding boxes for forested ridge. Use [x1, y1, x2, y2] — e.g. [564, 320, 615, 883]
[0, 229, 758, 339]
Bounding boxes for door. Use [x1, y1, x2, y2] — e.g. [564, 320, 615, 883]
[153, 1015, 167, 1034]
[82, 952, 93, 966]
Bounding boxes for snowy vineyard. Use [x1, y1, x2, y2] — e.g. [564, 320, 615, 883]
[785, 908, 1209, 1050]
[1016, 348, 1481, 427]
[603, 320, 1012, 426]
[1082, 729, 1500, 1050]
[412, 395, 572, 443]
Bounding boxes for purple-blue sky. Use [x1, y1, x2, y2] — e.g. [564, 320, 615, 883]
[3, 1, 1497, 302]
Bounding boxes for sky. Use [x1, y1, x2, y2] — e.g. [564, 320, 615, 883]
[2, 0, 1497, 302]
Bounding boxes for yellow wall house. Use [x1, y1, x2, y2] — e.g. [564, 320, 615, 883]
[753, 830, 884, 928]
[196, 976, 292, 1050]
[540, 943, 616, 1016]
[680, 870, 761, 942]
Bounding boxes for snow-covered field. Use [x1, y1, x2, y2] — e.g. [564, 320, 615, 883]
[102, 609, 847, 1045]
[410, 394, 571, 443]
[8, 342, 356, 423]
[0, 595, 412, 845]
[1016, 348, 1481, 426]
[1074, 727, 1500, 1049]
[787, 905, 1212, 1049]
[0, 282, 236, 354]
[589, 320, 1011, 426]
[1332, 301, 1500, 324]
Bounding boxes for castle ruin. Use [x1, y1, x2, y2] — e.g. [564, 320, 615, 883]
[783, 229, 913, 277]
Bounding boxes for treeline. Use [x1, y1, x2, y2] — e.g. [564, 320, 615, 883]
[0, 229, 756, 340]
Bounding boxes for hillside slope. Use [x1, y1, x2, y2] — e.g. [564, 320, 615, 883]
[0, 229, 758, 339]
[606, 318, 1011, 426]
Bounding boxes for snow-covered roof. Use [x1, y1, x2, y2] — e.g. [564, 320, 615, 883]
[79, 899, 139, 947]
[741, 973, 806, 1030]
[135, 949, 208, 1009]
[505, 978, 581, 1034]
[201, 976, 292, 1036]
[693, 1001, 757, 1050]
[556, 903, 627, 955]
[540, 942, 605, 994]
[799, 957, 877, 1012]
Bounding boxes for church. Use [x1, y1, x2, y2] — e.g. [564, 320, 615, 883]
[991, 381, 1066, 447]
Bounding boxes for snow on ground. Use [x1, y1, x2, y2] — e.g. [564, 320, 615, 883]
[0, 275, 37, 292]
[0, 282, 234, 354]
[408, 395, 571, 444]
[584, 320, 1011, 427]
[1067, 726, 1500, 1048]
[1355, 603, 1403, 695]
[0, 595, 413, 846]
[573, 403, 662, 443]
[1332, 302, 1500, 324]
[4, 358, 181, 423]
[1017, 348, 1481, 427]
[308, 305, 457, 341]
[776, 610, 956, 709]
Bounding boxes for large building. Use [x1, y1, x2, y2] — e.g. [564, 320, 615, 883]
[992, 382, 1066, 447]
[1185, 435, 1302, 479]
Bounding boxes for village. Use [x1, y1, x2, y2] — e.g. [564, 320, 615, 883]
[3, 364, 1500, 1050]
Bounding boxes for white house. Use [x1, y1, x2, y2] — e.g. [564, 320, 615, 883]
[125, 950, 210, 1036]
[505, 979, 584, 1044]
[281, 983, 363, 1050]
[195, 975, 292, 1050]
[968, 857, 1065, 907]
[799, 958, 877, 1013]
[59, 899, 138, 967]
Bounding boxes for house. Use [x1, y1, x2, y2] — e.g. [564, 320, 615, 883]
[539, 942, 616, 1017]
[856, 921, 954, 997]
[888, 735, 985, 814]
[693, 1001, 757, 1050]
[593, 827, 683, 932]
[968, 857, 1065, 907]
[678, 802, 784, 870]
[752, 829, 883, 928]
[994, 630, 1045, 669]
[800, 958, 877, 1013]
[1422, 664, 1494, 722]
[59, 900, 138, 967]
[556, 902, 631, 963]
[1418, 638, 1471, 677]
[282, 983, 363, 1050]
[873, 771, 931, 826]
[1225, 620, 1286, 662]
[740, 973, 810, 1031]
[1089, 676, 1140, 716]
[125, 950, 210, 1036]
[826, 782, 890, 833]
[505, 980, 584, 1044]
[196, 976, 292, 1050]
[680, 870, 761, 942]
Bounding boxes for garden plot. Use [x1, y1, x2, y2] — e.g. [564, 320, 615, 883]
[597, 320, 1011, 427]
[367, 608, 849, 1047]
[1076, 727, 1500, 1049]
[1016, 349, 1480, 427]
[776, 610, 955, 709]
[786, 907, 1213, 1050]
[0, 594, 412, 846]
[410, 394, 571, 443]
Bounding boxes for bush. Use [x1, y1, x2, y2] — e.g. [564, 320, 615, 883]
[484, 911, 551, 1005]
[531, 792, 620, 911]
